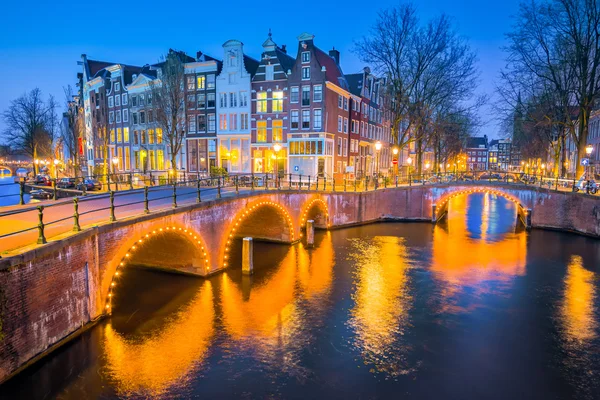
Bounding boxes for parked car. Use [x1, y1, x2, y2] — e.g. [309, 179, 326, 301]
[30, 189, 52, 200]
[33, 175, 52, 186]
[76, 179, 103, 191]
[478, 173, 502, 181]
[573, 179, 598, 194]
[57, 177, 77, 189]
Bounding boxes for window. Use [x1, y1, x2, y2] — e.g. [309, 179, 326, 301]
[132, 96, 138, 106]
[208, 114, 216, 131]
[148, 110, 153, 123]
[108, 97, 114, 108]
[220, 93, 227, 108]
[109, 111, 114, 124]
[229, 113, 237, 131]
[337, 138, 342, 156]
[313, 109, 322, 130]
[343, 138, 348, 157]
[197, 75, 205, 90]
[290, 87, 299, 103]
[313, 85, 322, 102]
[257, 92, 267, 113]
[189, 115, 197, 132]
[302, 66, 310, 80]
[230, 92, 237, 107]
[115, 95, 121, 106]
[110, 129, 115, 143]
[123, 109, 128, 122]
[125, 147, 130, 170]
[115, 82, 120, 92]
[147, 94, 152, 105]
[257, 121, 267, 142]
[302, 110, 310, 129]
[291, 110, 299, 129]
[273, 120, 283, 142]
[360, 121, 364, 136]
[338, 95, 343, 109]
[156, 128, 162, 144]
[343, 97, 348, 110]
[124, 127, 129, 142]
[301, 51, 310, 63]
[139, 94, 145, 106]
[240, 91, 248, 107]
[219, 114, 227, 130]
[207, 93, 216, 108]
[187, 76, 196, 91]
[228, 73, 236, 84]
[116, 111, 121, 123]
[344, 118, 348, 133]
[141, 130, 147, 144]
[117, 128, 123, 142]
[241, 113, 249, 130]
[197, 94, 206, 109]
[265, 65, 274, 81]
[188, 94, 196, 109]
[272, 91, 283, 112]
[198, 115, 206, 132]
[122, 93, 128, 105]
[338, 116, 343, 132]
[132, 113, 138, 125]
[302, 86, 310, 106]
[207, 74, 215, 89]
[140, 111, 145, 124]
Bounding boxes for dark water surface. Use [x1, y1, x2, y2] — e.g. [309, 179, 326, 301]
[2, 193, 600, 399]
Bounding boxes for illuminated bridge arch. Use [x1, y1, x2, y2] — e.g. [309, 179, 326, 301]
[0, 165, 14, 175]
[222, 200, 295, 269]
[104, 224, 210, 313]
[300, 197, 330, 230]
[434, 186, 528, 222]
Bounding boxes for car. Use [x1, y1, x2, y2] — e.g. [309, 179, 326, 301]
[76, 179, 102, 191]
[573, 179, 598, 194]
[30, 189, 52, 200]
[33, 175, 52, 186]
[57, 177, 77, 189]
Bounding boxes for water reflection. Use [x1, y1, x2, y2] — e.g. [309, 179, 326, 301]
[560, 255, 597, 342]
[104, 281, 215, 397]
[348, 236, 413, 376]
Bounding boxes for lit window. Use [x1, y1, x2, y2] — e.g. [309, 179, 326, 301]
[273, 120, 283, 142]
[257, 121, 267, 142]
[219, 114, 227, 130]
[197, 75, 205, 90]
[272, 91, 283, 112]
[257, 92, 267, 113]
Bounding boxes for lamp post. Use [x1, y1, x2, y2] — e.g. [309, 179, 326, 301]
[273, 143, 281, 188]
[392, 147, 399, 177]
[34, 159, 39, 175]
[53, 159, 60, 181]
[375, 141, 382, 179]
[407, 156, 413, 181]
[585, 144, 593, 193]
[112, 156, 119, 191]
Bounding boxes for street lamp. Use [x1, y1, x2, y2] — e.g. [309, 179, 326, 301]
[392, 147, 399, 177]
[112, 156, 119, 191]
[375, 141, 382, 178]
[585, 144, 593, 193]
[273, 143, 282, 188]
[34, 159, 39, 175]
[53, 159, 60, 181]
[407, 156, 413, 179]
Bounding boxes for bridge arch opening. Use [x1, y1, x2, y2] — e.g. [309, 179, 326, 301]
[222, 200, 295, 269]
[105, 225, 210, 313]
[435, 188, 524, 221]
[300, 198, 329, 230]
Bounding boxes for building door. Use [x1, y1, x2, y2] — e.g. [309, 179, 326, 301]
[318, 158, 325, 177]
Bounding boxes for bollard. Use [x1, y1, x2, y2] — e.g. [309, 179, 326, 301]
[384, 177, 387, 189]
[431, 204, 437, 224]
[316, 176, 319, 191]
[144, 186, 150, 213]
[242, 237, 254, 275]
[172, 183, 177, 208]
[308, 175, 311, 190]
[289, 173, 292, 190]
[332, 178, 336, 192]
[409, 173, 412, 187]
[37, 205, 47, 244]
[264, 174, 269, 190]
[235, 176, 239, 195]
[73, 197, 81, 232]
[395, 175, 398, 188]
[53, 178, 58, 200]
[129, 172, 133, 190]
[217, 177, 222, 198]
[110, 191, 116, 222]
[251, 172, 255, 191]
[354, 177, 357, 192]
[344, 178, 347, 192]
[19, 179, 25, 205]
[323, 177, 327, 191]
[299, 175, 302, 192]
[306, 220, 315, 248]
[364, 177, 368, 192]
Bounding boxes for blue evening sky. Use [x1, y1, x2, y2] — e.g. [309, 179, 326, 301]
[0, 0, 520, 139]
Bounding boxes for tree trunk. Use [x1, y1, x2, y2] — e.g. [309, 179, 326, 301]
[416, 137, 423, 176]
[575, 107, 590, 178]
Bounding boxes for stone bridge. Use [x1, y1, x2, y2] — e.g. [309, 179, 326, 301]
[1, 182, 600, 383]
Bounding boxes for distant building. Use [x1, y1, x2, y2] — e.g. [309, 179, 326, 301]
[466, 136, 488, 171]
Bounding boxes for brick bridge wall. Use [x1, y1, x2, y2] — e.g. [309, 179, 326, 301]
[1, 184, 599, 382]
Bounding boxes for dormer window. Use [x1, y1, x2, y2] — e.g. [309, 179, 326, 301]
[301, 52, 310, 63]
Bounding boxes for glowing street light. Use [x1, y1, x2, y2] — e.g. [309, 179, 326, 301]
[273, 143, 282, 187]
[112, 156, 119, 191]
[585, 145, 594, 193]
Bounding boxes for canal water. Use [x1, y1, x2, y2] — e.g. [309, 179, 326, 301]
[0, 176, 31, 206]
[2, 193, 600, 399]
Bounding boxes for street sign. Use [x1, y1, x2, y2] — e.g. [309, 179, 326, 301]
[294, 165, 299, 172]
[581, 158, 590, 166]
[345, 166, 355, 173]
[392, 160, 398, 164]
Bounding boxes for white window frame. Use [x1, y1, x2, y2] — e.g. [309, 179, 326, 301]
[302, 66, 310, 80]
[301, 51, 310, 63]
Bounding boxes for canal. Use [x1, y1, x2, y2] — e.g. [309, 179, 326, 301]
[2, 193, 600, 399]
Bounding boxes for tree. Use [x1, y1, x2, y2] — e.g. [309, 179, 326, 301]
[355, 3, 483, 174]
[150, 50, 187, 175]
[61, 85, 84, 175]
[1, 88, 57, 173]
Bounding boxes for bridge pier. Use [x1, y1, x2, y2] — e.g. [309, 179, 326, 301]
[306, 220, 315, 248]
[431, 204, 437, 223]
[242, 237, 253, 275]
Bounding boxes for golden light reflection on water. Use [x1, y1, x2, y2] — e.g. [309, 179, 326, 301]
[348, 236, 413, 376]
[103, 281, 215, 397]
[431, 194, 527, 304]
[560, 255, 597, 342]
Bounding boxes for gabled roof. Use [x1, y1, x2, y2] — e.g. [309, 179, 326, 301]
[243, 55, 260, 76]
[87, 60, 114, 77]
[313, 47, 348, 90]
[275, 47, 296, 74]
[345, 73, 364, 97]
[466, 136, 488, 149]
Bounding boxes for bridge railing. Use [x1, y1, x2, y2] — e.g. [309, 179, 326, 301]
[0, 170, 596, 255]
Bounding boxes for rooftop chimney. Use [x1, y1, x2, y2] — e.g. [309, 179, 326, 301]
[281, 44, 287, 54]
[329, 47, 340, 65]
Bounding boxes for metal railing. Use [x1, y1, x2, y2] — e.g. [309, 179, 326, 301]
[0, 170, 597, 255]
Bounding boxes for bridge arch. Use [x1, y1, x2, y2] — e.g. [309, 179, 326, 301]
[221, 200, 295, 269]
[104, 224, 210, 313]
[300, 197, 330, 230]
[0, 165, 14, 175]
